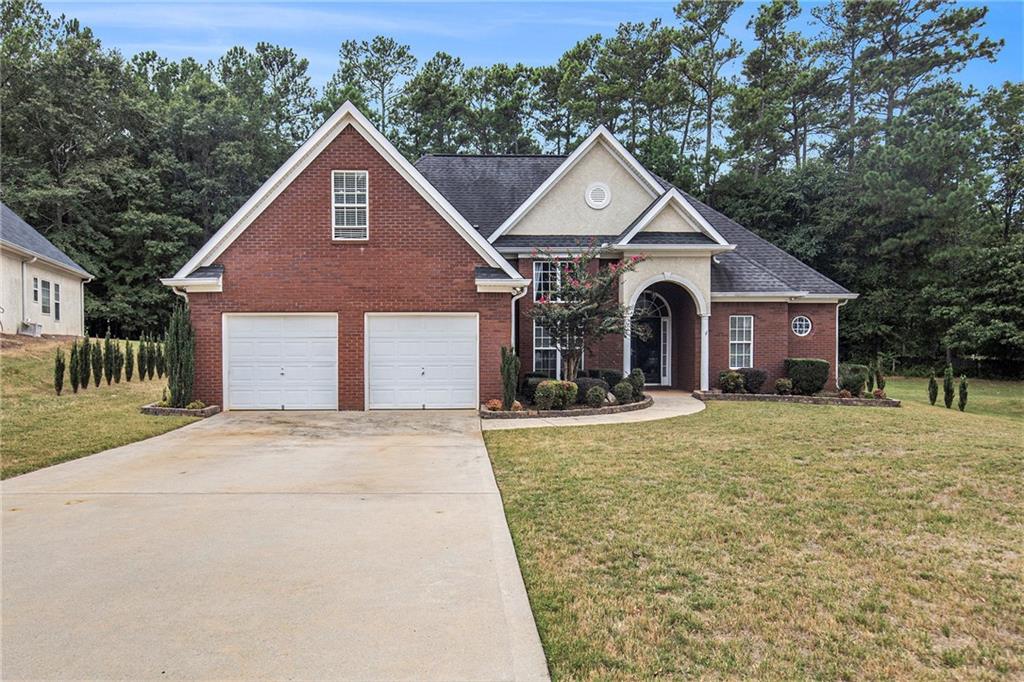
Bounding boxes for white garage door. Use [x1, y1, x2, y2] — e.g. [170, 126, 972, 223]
[366, 314, 478, 409]
[225, 314, 338, 410]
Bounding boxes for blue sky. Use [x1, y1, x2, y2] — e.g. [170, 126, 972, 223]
[45, 1, 1023, 92]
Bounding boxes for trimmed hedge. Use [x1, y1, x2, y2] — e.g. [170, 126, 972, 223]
[613, 380, 634, 404]
[838, 363, 870, 396]
[737, 367, 767, 394]
[534, 380, 578, 410]
[784, 358, 830, 395]
[585, 385, 607, 407]
[585, 368, 625, 387]
[718, 370, 745, 393]
[573, 377, 609, 403]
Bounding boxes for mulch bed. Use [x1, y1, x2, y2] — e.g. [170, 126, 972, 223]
[693, 391, 900, 408]
[140, 403, 221, 418]
[480, 395, 654, 419]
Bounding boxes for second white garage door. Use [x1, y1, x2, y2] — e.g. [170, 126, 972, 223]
[365, 314, 478, 409]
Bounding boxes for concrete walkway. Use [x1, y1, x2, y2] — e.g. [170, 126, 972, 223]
[2, 411, 549, 681]
[481, 389, 705, 431]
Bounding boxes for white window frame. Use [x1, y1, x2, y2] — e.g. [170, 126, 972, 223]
[32, 277, 38, 303]
[331, 170, 369, 241]
[728, 315, 754, 369]
[532, 319, 583, 380]
[791, 315, 812, 337]
[40, 280, 51, 316]
[533, 260, 563, 302]
[54, 283, 61, 321]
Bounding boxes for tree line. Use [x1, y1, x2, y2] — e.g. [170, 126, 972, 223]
[2, 0, 1021, 370]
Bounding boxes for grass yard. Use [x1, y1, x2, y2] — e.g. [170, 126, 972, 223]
[485, 394, 1023, 679]
[886, 376, 1024, 422]
[1, 335, 197, 478]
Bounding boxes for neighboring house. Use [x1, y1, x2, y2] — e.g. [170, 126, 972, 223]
[1, 203, 92, 337]
[164, 102, 855, 411]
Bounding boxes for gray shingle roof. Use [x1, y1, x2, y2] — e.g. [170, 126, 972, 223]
[627, 232, 716, 245]
[474, 266, 513, 280]
[0, 202, 91, 278]
[416, 155, 852, 296]
[187, 264, 224, 279]
[493, 235, 612, 250]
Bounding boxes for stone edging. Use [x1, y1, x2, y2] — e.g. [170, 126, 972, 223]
[480, 395, 654, 419]
[140, 403, 221, 418]
[693, 391, 900, 408]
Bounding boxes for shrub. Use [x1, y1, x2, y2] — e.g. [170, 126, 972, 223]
[484, 398, 503, 411]
[54, 348, 66, 395]
[137, 334, 148, 380]
[534, 380, 577, 410]
[113, 342, 123, 383]
[573, 377, 609, 403]
[147, 337, 156, 380]
[838, 363, 870, 396]
[718, 371, 745, 393]
[628, 368, 645, 400]
[585, 385, 607, 407]
[784, 358, 830, 395]
[90, 341, 102, 387]
[838, 389, 852, 399]
[510, 400, 524, 411]
[928, 375, 938, 405]
[592, 368, 624, 387]
[613, 380, 634, 404]
[866, 369, 875, 393]
[185, 400, 206, 410]
[943, 365, 955, 409]
[79, 337, 90, 389]
[875, 367, 886, 391]
[103, 329, 114, 385]
[166, 305, 196, 408]
[958, 375, 968, 412]
[775, 378, 793, 395]
[69, 342, 80, 393]
[873, 388, 887, 400]
[155, 342, 165, 379]
[737, 367, 767, 394]
[500, 346, 520, 410]
[521, 377, 546, 403]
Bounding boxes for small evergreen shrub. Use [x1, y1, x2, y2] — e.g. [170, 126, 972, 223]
[165, 305, 196, 408]
[718, 371, 745, 394]
[156, 341, 166, 378]
[613, 380, 634, 405]
[775, 378, 793, 395]
[875, 367, 886, 391]
[585, 385, 607, 407]
[928, 375, 938, 405]
[147, 337, 156, 380]
[838, 389, 853, 399]
[500, 346, 520, 410]
[113, 342, 123, 383]
[628, 368, 645, 400]
[958, 375, 968, 412]
[784, 358, 830, 395]
[534, 380, 577, 410]
[594, 369, 625, 387]
[137, 334, 148, 380]
[867, 369, 875, 393]
[839, 363, 870, 396]
[573, 377, 609, 403]
[54, 348, 66, 395]
[521, 377, 546, 403]
[79, 337, 91, 389]
[125, 342, 135, 382]
[103, 329, 114, 385]
[91, 342, 102, 387]
[943, 365, 955, 409]
[737, 367, 767, 394]
[69, 341, 80, 393]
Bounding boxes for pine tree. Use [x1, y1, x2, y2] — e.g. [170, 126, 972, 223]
[137, 334, 148, 380]
[927, 375, 938, 405]
[147, 336, 156, 380]
[125, 341, 135, 382]
[103, 328, 114, 385]
[69, 341, 80, 393]
[79, 337, 91, 389]
[91, 341, 103, 387]
[943, 365, 955, 409]
[113, 341, 123, 383]
[958, 375, 969, 412]
[54, 347, 66, 395]
[156, 339, 165, 378]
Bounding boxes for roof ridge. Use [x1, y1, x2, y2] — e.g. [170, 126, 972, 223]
[419, 153, 567, 159]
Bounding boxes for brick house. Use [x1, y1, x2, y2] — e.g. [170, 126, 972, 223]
[163, 103, 855, 410]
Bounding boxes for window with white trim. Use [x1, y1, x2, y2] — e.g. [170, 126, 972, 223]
[332, 170, 368, 240]
[54, 283, 61, 321]
[532, 320, 583, 379]
[32, 277, 38, 302]
[533, 260, 562, 301]
[728, 315, 753, 369]
[40, 280, 51, 315]
[791, 315, 811, 336]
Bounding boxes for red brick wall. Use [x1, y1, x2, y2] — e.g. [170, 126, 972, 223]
[709, 301, 838, 389]
[188, 126, 510, 410]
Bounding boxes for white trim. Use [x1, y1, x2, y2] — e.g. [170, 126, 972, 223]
[475, 278, 531, 293]
[791, 315, 812, 337]
[632, 291, 672, 387]
[614, 244, 735, 254]
[40, 279, 51, 316]
[363, 312, 479, 410]
[159, 276, 223, 293]
[1, 240, 93, 280]
[699, 314, 710, 391]
[331, 170, 369, 241]
[628, 273, 709, 316]
[835, 299, 848, 389]
[728, 314, 754, 370]
[171, 101, 519, 282]
[585, 182, 611, 210]
[53, 282, 61, 322]
[616, 189, 730, 247]
[488, 126, 663, 242]
[221, 312, 340, 411]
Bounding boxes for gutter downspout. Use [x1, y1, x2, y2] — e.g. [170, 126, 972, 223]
[20, 256, 37, 324]
[170, 286, 188, 301]
[836, 299, 849, 389]
[510, 285, 529, 349]
[80, 275, 94, 337]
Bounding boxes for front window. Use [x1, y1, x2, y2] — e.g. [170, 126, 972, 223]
[532, 320, 583, 380]
[533, 260, 561, 301]
[332, 170, 368, 240]
[729, 315, 753, 369]
[32, 277, 38, 302]
[54, 283, 61, 321]
[40, 280, 51, 315]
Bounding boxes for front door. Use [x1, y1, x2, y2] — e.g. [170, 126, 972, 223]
[631, 317, 666, 385]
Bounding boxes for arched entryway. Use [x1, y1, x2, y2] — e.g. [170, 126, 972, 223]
[630, 291, 672, 386]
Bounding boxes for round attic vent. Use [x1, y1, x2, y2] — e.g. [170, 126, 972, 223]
[585, 182, 611, 210]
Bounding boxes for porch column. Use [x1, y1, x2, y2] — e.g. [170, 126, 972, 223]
[700, 313, 710, 391]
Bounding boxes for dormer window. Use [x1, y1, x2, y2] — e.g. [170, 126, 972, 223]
[332, 170, 368, 240]
[585, 182, 611, 210]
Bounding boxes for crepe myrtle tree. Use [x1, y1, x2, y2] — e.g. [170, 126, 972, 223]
[528, 246, 651, 381]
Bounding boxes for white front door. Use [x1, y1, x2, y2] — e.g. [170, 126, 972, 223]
[224, 314, 338, 410]
[365, 314, 478, 409]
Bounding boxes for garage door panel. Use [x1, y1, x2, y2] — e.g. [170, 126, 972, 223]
[366, 314, 477, 409]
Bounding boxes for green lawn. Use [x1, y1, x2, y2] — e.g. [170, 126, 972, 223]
[1, 336, 197, 478]
[485, 394, 1023, 680]
[886, 376, 1024, 421]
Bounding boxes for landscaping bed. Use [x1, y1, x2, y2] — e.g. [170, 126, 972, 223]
[694, 390, 900, 408]
[140, 402, 220, 418]
[480, 395, 653, 419]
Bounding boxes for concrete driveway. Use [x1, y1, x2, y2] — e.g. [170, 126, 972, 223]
[2, 411, 549, 681]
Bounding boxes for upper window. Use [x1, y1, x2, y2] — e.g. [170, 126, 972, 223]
[533, 260, 562, 302]
[791, 315, 812, 337]
[40, 280, 51, 316]
[332, 170, 368, 240]
[585, 182, 611, 210]
[54, 283, 61, 321]
[32, 277, 39, 302]
[729, 315, 753, 369]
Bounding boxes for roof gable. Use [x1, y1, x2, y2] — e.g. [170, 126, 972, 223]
[171, 102, 521, 281]
[487, 126, 662, 242]
[616, 189, 730, 247]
